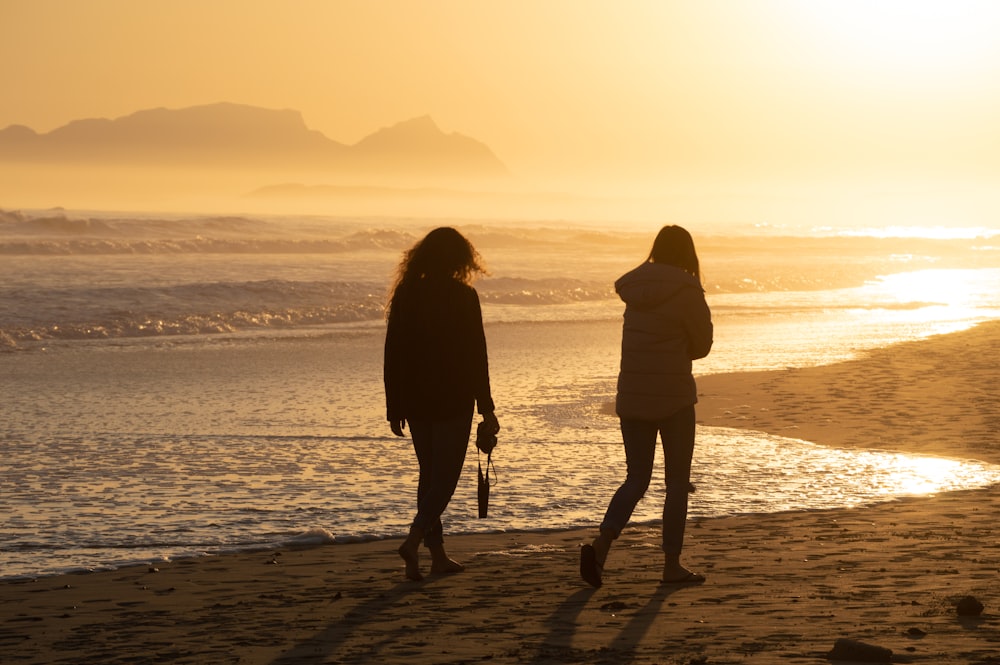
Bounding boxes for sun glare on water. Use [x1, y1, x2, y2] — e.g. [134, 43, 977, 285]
[871, 455, 971, 497]
[870, 269, 986, 311]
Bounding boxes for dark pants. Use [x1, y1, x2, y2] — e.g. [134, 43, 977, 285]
[601, 405, 696, 555]
[408, 413, 473, 547]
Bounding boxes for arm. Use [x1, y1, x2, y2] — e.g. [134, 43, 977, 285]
[467, 289, 499, 431]
[682, 288, 713, 360]
[383, 305, 407, 435]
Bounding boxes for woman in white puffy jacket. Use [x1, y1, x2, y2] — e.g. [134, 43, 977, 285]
[581, 225, 713, 587]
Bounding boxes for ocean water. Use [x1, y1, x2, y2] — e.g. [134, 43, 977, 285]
[2, 209, 1000, 579]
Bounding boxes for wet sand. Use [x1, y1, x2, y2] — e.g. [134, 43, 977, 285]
[3, 321, 1000, 664]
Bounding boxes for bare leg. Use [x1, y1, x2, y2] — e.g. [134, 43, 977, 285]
[591, 526, 615, 567]
[398, 527, 423, 581]
[661, 552, 705, 584]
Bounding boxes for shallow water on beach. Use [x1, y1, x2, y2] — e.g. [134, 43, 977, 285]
[2, 211, 1000, 579]
[4, 319, 1000, 580]
[5, 426, 1000, 580]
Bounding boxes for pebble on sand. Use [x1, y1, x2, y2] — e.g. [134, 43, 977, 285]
[956, 595, 985, 617]
[826, 637, 893, 663]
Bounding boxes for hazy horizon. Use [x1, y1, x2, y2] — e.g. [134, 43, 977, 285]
[4, 1, 1000, 229]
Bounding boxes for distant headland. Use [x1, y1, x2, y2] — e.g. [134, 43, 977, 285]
[0, 102, 509, 182]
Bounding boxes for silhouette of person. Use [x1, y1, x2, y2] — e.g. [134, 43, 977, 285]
[581, 225, 713, 587]
[385, 227, 500, 581]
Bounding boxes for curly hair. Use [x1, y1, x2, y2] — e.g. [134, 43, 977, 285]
[387, 227, 486, 317]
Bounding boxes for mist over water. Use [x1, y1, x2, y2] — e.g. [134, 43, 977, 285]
[2, 209, 999, 579]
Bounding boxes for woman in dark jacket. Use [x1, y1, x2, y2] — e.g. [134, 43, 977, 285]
[385, 227, 500, 581]
[581, 225, 713, 587]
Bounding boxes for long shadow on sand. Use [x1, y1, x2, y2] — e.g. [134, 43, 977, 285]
[528, 587, 599, 663]
[530, 582, 686, 664]
[603, 584, 688, 663]
[267, 577, 435, 665]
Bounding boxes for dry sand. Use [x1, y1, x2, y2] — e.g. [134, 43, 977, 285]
[4, 321, 1000, 664]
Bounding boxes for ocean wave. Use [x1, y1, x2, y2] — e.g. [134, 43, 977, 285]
[0, 304, 386, 346]
[0, 275, 628, 349]
[0, 209, 422, 255]
[0, 278, 388, 348]
[479, 277, 614, 304]
[0, 233, 419, 255]
[0, 209, 645, 257]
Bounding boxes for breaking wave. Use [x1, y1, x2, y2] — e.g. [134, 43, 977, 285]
[0, 275, 621, 349]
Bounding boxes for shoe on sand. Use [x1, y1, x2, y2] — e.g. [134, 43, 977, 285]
[580, 544, 603, 588]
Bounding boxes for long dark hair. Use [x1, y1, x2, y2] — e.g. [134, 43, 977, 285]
[387, 227, 485, 316]
[647, 225, 701, 282]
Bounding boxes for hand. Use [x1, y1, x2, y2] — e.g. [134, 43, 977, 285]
[390, 419, 407, 437]
[482, 411, 500, 435]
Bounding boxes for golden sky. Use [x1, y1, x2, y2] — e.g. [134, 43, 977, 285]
[4, 0, 1000, 202]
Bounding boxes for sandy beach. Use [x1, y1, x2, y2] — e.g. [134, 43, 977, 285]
[3, 321, 1000, 664]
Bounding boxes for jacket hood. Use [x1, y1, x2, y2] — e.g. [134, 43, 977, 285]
[615, 262, 701, 308]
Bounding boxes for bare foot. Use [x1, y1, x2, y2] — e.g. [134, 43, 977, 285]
[430, 557, 465, 574]
[427, 544, 464, 574]
[398, 543, 423, 581]
[661, 562, 705, 584]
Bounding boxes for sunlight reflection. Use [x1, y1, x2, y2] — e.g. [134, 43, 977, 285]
[864, 269, 994, 325]
[872, 455, 968, 497]
[693, 429, 1000, 516]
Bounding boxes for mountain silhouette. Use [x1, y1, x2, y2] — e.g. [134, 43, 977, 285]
[0, 103, 508, 181]
[352, 115, 504, 174]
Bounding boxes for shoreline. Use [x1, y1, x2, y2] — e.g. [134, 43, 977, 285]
[4, 321, 1000, 663]
[697, 319, 1000, 466]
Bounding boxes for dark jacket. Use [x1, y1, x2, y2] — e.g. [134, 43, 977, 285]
[384, 276, 495, 421]
[614, 262, 713, 420]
